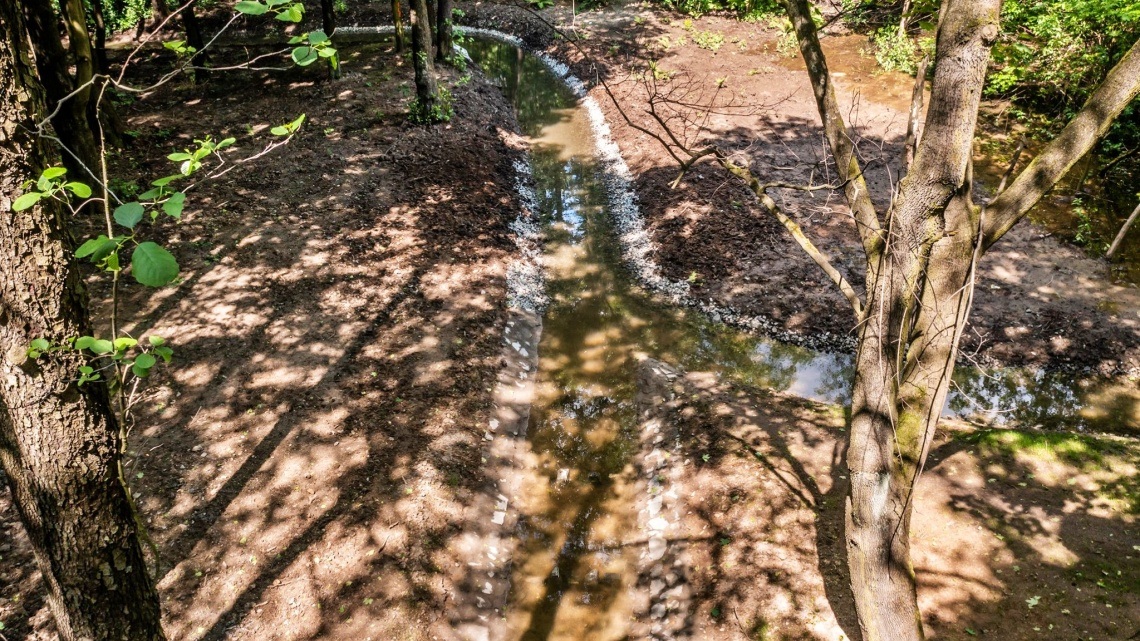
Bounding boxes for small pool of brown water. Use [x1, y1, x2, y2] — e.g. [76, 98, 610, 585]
[465, 34, 1139, 640]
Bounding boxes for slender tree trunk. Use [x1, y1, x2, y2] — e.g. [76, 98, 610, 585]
[179, 0, 208, 83]
[436, 0, 452, 61]
[425, 0, 436, 45]
[321, 0, 335, 34]
[90, 0, 109, 72]
[392, 0, 406, 52]
[410, 0, 437, 114]
[0, 3, 166, 639]
[21, 0, 101, 180]
[60, 0, 122, 145]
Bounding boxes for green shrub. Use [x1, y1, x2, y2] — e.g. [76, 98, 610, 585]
[871, 27, 919, 74]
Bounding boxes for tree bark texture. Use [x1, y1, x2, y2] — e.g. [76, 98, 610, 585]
[410, 0, 436, 112]
[0, 3, 166, 639]
[436, 0, 452, 60]
[21, 0, 101, 180]
[392, 0, 406, 52]
[90, 0, 109, 72]
[777, 0, 1140, 639]
[321, 0, 335, 35]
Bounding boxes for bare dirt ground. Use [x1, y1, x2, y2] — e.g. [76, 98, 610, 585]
[2, 4, 1139, 641]
[2, 40, 527, 640]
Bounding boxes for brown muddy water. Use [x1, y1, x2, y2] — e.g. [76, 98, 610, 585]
[463, 35, 1139, 639]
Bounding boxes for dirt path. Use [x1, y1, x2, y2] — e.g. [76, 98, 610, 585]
[1, 41, 528, 640]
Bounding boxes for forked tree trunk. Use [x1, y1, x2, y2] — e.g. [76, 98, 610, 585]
[21, 0, 101, 180]
[0, 3, 166, 639]
[60, 0, 123, 145]
[392, 0, 406, 52]
[778, 0, 1140, 639]
[410, 0, 437, 113]
[436, 0, 452, 60]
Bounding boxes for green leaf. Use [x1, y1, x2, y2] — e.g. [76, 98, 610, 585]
[288, 34, 305, 44]
[163, 192, 186, 219]
[75, 336, 96, 350]
[308, 30, 329, 44]
[292, 46, 318, 66]
[319, 47, 338, 58]
[131, 242, 180, 287]
[275, 3, 303, 21]
[271, 113, 307, 136]
[76, 235, 111, 258]
[102, 251, 121, 273]
[113, 337, 138, 352]
[235, 0, 267, 15]
[217, 137, 237, 149]
[114, 202, 145, 229]
[167, 152, 193, 161]
[155, 345, 174, 362]
[89, 339, 114, 354]
[42, 167, 67, 180]
[148, 335, 166, 347]
[135, 352, 157, 369]
[152, 174, 182, 187]
[266, 0, 289, 6]
[37, 175, 52, 192]
[92, 237, 125, 263]
[13, 192, 42, 211]
[65, 182, 93, 198]
[139, 187, 163, 200]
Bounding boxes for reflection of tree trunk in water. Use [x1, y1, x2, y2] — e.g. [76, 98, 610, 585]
[554, 185, 564, 223]
[392, 0, 406, 52]
[22, 0, 101, 180]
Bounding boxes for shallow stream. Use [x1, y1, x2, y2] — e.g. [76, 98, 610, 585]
[461, 35, 1139, 639]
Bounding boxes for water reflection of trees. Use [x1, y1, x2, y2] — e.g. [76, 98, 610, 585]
[947, 368, 1084, 429]
[466, 39, 574, 135]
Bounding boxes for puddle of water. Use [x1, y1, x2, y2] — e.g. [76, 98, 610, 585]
[466, 32, 1139, 640]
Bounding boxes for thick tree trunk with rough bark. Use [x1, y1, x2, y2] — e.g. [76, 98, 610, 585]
[21, 0, 101, 181]
[410, 0, 437, 114]
[775, 0, 1140, 639]
[0, 3, 166, 639]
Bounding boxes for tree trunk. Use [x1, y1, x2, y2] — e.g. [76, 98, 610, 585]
[179, 0, 209, 84]
[410, 0, 436, 114]
[436, 0, 452, 61]
[60, 0, 122, 146]
[21, 0, 101, 181]
[0, 3, 166, 639]
[392, 0, 406, 52]
[90, 0, 109, 72]
[425, 0, 436, 46]
[321, 0, 335, 35]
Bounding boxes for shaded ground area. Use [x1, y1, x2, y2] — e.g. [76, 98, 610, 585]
[640, 363, 1139, 640]
[2, 39, 526, 640]
[511, 2, 1140, 376]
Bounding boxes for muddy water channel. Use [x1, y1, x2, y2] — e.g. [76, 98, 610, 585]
[465, 35, 1138, 639]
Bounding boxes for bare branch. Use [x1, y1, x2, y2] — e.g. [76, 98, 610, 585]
[782, 0, 884, 259]
[718, 153, 865, 318]
[995, 135, 1026, 195]
[901, 54, 929, 176]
